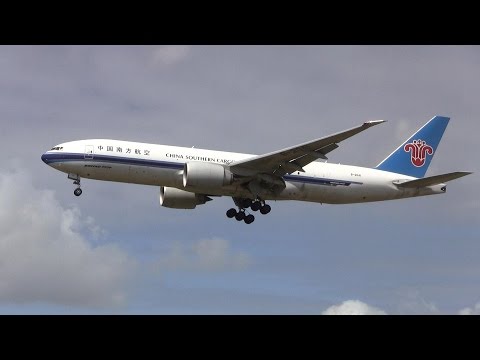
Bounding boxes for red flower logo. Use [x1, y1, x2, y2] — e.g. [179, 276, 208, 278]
[404, 139, 433, 167]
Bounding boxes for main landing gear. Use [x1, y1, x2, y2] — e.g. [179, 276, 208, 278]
[226, 198, 272, 224]
[68, 173, 82, 197]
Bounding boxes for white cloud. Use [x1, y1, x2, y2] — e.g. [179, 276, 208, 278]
[322, 300, 387, 315]
[458, 302, 480, 315]
[0, 167, 135, 308]
[152, 45, 190, 66]
[156, 237, 250, 272]
[395, 288, 439, 314]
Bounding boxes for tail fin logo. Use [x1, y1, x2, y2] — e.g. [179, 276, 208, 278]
[404, 139, 433, 167]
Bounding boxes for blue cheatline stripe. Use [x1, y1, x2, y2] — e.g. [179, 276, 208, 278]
[43, 152, 184, 170]
[42, 152, 362, 187]
[283, 175, 362, 186]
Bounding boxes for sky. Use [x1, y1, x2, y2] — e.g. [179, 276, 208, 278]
[0, 45, 478, 314]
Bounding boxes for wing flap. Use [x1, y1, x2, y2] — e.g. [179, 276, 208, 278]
[395, 171, 472, 188]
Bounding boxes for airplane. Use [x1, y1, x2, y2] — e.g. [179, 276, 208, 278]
[41, 115, 471, 224]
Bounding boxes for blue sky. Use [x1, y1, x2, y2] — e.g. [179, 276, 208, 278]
[0, 45, 478, 314]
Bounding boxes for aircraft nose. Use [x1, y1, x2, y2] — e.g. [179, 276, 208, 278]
[41, 152, 49, 164]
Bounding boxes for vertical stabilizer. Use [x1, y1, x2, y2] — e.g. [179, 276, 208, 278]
[376, 116, 449, 178]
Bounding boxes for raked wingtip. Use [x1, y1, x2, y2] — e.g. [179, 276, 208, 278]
[364, 119, 387, 126]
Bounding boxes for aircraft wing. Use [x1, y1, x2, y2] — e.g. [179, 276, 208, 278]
[229, 120, 386, 176]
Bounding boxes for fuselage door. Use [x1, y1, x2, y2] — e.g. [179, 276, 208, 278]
[85, 145, 94, 159]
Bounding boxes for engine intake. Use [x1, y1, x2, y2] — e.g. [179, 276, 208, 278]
[160, 186, 211, 209]
[183, 162, 233, 190]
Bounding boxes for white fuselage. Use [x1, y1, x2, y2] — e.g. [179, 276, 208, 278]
[41, 139, 445, 204]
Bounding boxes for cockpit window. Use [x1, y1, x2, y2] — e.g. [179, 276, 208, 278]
[50, 146, 63, 151]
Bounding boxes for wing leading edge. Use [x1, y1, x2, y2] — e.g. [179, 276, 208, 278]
[229, 120, 386, 176]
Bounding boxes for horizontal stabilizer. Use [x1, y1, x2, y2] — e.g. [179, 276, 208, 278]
[395, 171, 472, 188]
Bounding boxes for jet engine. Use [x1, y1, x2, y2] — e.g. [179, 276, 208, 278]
[183, 162, 233, 190]
[159, 186, 212, 209]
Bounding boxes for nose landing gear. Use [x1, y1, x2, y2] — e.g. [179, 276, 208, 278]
[73, 184, 82, 197]
[68, 173, 82, 197]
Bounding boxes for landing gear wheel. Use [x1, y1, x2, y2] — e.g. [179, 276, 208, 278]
[240, 198, 252, 209]
[244, 214, 255, 224]
[260, 204, 271, 215]
[70, 175, 82, 197]
[251, 201, 261, 212]
[226, 208, 237, 218]
[235, 211, 245, 221]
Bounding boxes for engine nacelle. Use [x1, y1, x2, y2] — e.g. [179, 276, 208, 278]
[183, 162, 233, 190]
[159, 186, 211, 209]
